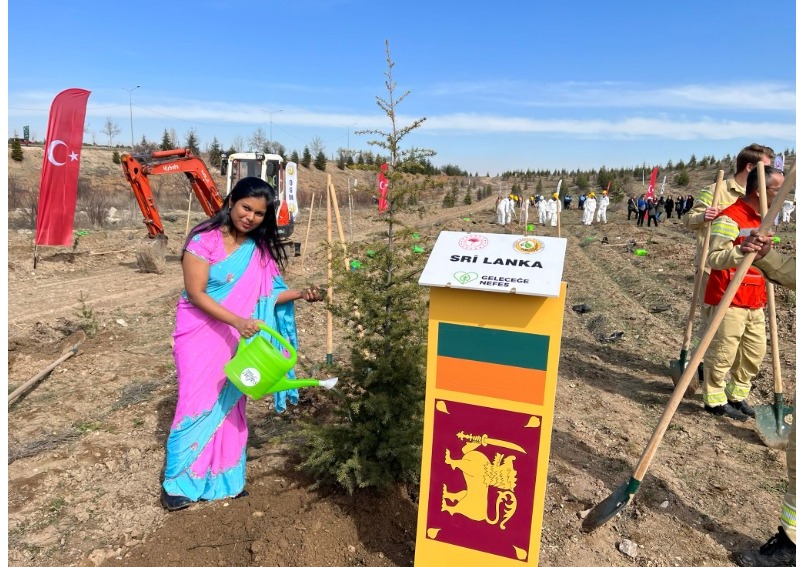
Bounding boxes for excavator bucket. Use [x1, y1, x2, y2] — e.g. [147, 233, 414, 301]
[135, 234, 168, 274]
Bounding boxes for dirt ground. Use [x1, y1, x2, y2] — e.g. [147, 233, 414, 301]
[7, 151, 798, 566]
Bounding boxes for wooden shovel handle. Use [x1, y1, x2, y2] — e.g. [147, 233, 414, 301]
[632, 162, 796, 482]
[681, 170, 724, 351]
[756, 164, 784, 396]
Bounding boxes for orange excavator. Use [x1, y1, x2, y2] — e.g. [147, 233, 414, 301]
[121, 148, 296, 272]
[122, 148, 223, 239]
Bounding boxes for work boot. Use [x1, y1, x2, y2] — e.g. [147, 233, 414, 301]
[728, 399, 756, 418]
[704, 403, 749, 422]
[734, 526, 796, 566]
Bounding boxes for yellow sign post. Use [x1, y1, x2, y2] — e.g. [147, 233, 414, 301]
[416, 232, 567, 566]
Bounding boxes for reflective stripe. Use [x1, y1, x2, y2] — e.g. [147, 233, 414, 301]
[725, 382, 750, 400]
[703, 392, 728, 405]
[699, 190, 714, 206]
[711, 218, 739, 240]
[782, 502, 796, 529]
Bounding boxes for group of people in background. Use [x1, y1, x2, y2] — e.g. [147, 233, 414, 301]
[627, 194, 694, 227]
[496, 192, 562, 227]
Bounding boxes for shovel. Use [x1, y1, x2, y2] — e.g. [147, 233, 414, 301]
[753, 164, 793, 449]
[669, 170, 724, 395]
[582, 162, 796, 533]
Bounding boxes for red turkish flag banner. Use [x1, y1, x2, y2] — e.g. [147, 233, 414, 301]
[645, 166, 659, 200]
[377, 162, 389, 213]
[35, 88, 91, 246]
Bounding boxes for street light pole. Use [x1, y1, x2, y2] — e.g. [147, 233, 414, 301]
[123, 85, 140, 149]
[343, 122, 357, 158]
[266, 109, 283, 152]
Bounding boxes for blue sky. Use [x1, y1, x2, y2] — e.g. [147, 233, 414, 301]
[6, 0, 797, 176]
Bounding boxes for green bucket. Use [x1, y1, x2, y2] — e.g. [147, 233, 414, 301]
[224, 323, 336, 400]
[634, 248, 648, 256]
[527, 223, 535, 232]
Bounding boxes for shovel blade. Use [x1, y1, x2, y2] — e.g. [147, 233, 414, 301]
[581, 477, 639, 533]
[755, 404, 793, 449]
[668, 360, 699, 398]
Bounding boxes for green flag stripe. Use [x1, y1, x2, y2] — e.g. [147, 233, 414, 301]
[437, 322, 549, 370]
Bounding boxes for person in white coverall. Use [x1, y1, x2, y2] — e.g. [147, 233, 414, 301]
[537, 196, 547, 225]
[595, 190, 610, 224]
[781, 199, 795, 223]
[547, 193, 560, 227]
[506, 196, 515, 225]
[497, 196, 509, 225]
[583, 192, 597, 225]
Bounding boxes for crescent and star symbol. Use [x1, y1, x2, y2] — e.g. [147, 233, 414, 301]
[47, 140, 80, 166]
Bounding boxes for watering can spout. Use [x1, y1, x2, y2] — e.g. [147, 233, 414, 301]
[224, 323, 339, 400]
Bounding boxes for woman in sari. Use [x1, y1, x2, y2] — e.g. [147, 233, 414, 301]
[161, 176, 321, 511]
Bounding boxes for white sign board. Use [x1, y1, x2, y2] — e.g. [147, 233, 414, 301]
[418, 231, 567, 297]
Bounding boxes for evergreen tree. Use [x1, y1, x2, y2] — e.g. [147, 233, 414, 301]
[336, 151, 346, 170]
[463, 186, 472, 205]
[112, 150, 121, 164]
[314, 150, 327, 171]
[11, 138, 23, 161]
[160, 130, 174, 151]
[185, 128, 200, 155]
[208, 137, 223, 168]
[290, 150, 300, 164]
[298, 40, 434, 493]
[301, 146, 312, 168]
[675, 171, 691, 186]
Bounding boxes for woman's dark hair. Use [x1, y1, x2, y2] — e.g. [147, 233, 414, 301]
[183, 176, 288, 270]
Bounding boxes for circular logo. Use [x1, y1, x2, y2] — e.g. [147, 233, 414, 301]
[513, 238, 544, 254]
[240, 368, 261, 387]
[287, 164, 295, 175]
[458, 234, 489, 250]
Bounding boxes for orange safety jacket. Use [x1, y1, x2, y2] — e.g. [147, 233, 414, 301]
[704, 199, 767, 309]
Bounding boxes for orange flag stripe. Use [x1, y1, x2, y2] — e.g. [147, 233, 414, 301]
[436, 356, 546, 405]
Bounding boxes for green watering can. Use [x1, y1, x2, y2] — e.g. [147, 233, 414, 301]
[224, 323, 337, 400]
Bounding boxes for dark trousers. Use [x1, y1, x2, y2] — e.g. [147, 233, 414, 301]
[647, 213, 658, 226]
[628, 208, 637, 220]
[637, 210, 646, 226]
[677, 210, 684, 219]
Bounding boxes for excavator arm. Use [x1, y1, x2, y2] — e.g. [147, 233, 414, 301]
[121, 148, 224, 239]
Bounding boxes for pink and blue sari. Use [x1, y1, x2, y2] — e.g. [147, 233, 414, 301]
[162, 229, 300, 502]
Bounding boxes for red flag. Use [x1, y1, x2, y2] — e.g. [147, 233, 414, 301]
[35, 88, 91, 246]
[645, 166, 659, 200]
[377, 162, 389, 213]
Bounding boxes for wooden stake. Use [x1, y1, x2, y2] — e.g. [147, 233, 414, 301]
[9, 332, 85, 405]
[557, 206, 562, 238]
[328, 180, 350, 270]
[184, 191, 193, 238]
[301, 193, 316, 267]
[326, 181, 333, 365]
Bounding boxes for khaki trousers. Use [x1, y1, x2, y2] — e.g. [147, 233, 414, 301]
[782, 403, 796, 543]
[702, 306, 766, 406]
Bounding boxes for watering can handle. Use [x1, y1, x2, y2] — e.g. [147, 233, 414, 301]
[238, 323, 298, 367]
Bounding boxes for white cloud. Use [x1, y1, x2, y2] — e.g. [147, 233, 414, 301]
[428, 80, 796, 111]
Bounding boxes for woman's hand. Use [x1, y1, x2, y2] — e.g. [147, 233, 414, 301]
[234, 317, 264, 338]
[299, 286, 323, 302]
